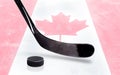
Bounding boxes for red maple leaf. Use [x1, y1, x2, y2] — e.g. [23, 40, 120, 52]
[35, 13, 88, 40]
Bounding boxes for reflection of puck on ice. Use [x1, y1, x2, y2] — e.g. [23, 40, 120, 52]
[27, 56, 44, 67]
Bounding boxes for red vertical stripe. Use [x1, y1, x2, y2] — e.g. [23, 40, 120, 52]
[0, 0, 37, 75]
[86, 0, 120, 75]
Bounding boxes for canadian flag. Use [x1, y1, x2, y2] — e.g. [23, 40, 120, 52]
[9, 0, 111, 75]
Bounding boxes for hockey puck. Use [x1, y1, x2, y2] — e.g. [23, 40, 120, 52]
[27, 56, 44, 67]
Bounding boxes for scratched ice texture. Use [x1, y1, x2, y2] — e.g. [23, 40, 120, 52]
[0, 0, 120, 75]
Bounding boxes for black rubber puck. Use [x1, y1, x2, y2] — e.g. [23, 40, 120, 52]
[27, 56, 44, 67]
